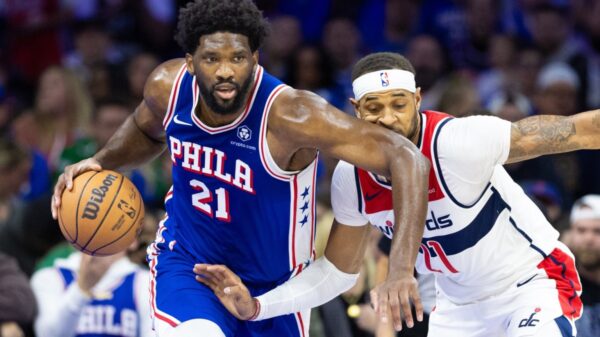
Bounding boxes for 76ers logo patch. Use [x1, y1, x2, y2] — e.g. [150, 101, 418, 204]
[237, 125, 252, 142]
[380, 72, 389, 87]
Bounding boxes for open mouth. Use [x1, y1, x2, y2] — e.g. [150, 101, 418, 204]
[214, 84, 238, 100]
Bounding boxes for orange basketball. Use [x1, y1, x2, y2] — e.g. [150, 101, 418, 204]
[58, 170, 145, 256]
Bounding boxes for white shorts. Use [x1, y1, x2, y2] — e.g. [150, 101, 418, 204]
[428, 245, 583, 337]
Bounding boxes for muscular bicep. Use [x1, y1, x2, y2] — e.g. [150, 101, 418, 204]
[133, 58, 188, 142]
[324, 220, 372, 274]
[270, 90, 422, 178]
[132, 99, 167, 143]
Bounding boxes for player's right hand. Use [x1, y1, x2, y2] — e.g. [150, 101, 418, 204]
[370, 274, 423, 331]
[193, 264, 258, 320]
[51, 157, 102, 219]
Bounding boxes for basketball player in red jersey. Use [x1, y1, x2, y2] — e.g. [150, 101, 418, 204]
[196, 52, 600, 337]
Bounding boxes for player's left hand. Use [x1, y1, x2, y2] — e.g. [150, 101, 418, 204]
[193, 264, 258, 320]
[370, 274, 423, 331]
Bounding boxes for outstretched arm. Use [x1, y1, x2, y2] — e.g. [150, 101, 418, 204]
[194, 221, 370, 320]
[270, 89, 429, 330]
[507, 109, 600, 164]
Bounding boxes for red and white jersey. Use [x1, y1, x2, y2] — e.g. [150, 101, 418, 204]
[332, 110, 565, 304]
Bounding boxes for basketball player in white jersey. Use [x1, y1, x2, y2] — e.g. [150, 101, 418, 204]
[195, 52, 600, 337]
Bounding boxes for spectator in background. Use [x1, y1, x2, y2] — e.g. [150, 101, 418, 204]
[477, 34, 519, 107]
[459, 0, 503, 72]
[568, 0, 600, 111]
[487, 90, 533, 122]
[406, 34, 448, 111]
[416, 0, 467, 70]
[54, 97, 130, 177]
[31, 243, 153, 337]
[0, 139, 60, 276]
[12, 66, 92, 171]
[63, 19, 125, 86]
[521, 180, 565, 228]
[535, 62, 580, 116]
[261, 15, 303, 79]
[515, 47, 543, 98]
[3, 0, 66, 90]
[563, 195, 600, 337]
[533, 62, 582, 201]
[0, 252, 37, 337]
[125, 52, 160, 106]
[322, 17, 363, 114]
[436, 75, 482, 117]
[529, 3, 584, 65]
[359, 0, 421, 53]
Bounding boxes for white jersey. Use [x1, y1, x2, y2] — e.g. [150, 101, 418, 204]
[31, 253, 153, 337]
[332, 111, 566, 305]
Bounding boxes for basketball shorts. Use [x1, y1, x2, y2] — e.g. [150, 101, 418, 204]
[147, 231, 310, 337]
[428, 243, 583, 337]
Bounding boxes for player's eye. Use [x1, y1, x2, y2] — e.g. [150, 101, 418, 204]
[233, 55, 245, 63]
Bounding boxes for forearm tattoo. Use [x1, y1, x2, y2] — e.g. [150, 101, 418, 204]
[509, 116, 579, 162]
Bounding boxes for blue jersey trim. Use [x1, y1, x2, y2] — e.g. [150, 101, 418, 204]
[354, 167, 363, 213]
[554, 316, 573, 337]
[432, 118, 492, 209]
[58, 268, 75, 289]
[421, 187, 508, 256]
[415, 112, 424, 150]
[508, 217, 547, 258]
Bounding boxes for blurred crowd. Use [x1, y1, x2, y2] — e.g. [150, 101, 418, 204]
[0, 0, 599, 337]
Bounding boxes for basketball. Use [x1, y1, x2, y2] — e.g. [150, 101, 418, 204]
[58, 170, 145, 256]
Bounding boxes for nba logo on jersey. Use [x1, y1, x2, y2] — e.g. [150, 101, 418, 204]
[380, 72, 389, 87]
[237, 125, 252, 141]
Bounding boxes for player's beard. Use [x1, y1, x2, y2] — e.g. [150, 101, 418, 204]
[406, 111, 420, 141]
[198, 70, 254, 115]
[573, 247, 600, 270]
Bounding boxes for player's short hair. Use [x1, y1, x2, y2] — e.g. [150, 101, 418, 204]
[174, 0, 269, 54]
[351, 52, 415, 81]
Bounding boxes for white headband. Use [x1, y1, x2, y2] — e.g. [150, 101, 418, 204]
[352, 69, 416, 100]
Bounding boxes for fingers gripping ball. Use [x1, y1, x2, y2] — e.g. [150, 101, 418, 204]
[58, 170, 145, 256]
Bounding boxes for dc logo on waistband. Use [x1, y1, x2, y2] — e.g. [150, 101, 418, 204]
[237, 125, 252, 142]
[380, 72, 389, 87]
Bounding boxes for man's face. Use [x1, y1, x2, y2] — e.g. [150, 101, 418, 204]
[187, 32, 258, 115]
[94, 104, 130, 148]
[570, 217, 600, 270]
[352, 88, 421, 140]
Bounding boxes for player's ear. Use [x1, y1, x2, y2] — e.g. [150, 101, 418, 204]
[415, 87, 422, 111]
[185, 53, 195, 74]
[252, 51, 259, 65]
[350, 97, 361, 118]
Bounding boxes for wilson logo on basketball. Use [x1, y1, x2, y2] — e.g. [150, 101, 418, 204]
[82, 173, 118, 220]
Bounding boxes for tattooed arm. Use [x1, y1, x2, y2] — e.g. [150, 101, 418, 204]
[507, 110, 600, 164]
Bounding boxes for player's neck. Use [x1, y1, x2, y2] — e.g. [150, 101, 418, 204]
[196, 100, 243, 127]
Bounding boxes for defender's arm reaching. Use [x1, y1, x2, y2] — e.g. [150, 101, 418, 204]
[507, 109, 600, 163]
